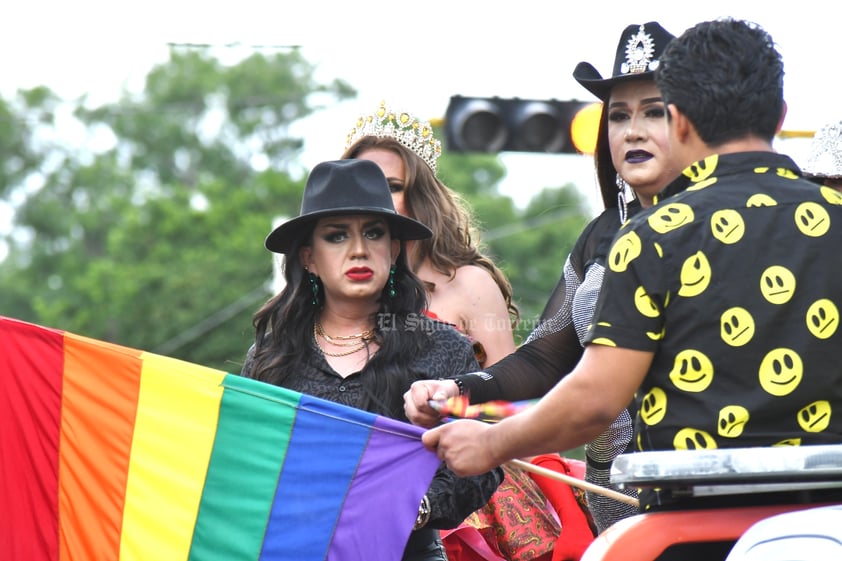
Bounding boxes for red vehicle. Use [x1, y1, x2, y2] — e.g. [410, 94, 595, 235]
[580, 445, 842, 561]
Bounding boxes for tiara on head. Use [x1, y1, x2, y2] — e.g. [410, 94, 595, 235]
[345, 101, 443, 174]
[803, 120, 842, 178]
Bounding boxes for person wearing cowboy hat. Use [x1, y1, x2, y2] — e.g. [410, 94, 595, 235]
[404, 22, 679, 536]
[240, 159, 503, 561]
[801, 118, 842, 192]
[422, 17, 842, 540]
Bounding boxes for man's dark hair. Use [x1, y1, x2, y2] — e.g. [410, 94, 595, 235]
[655, 18, 784, 146]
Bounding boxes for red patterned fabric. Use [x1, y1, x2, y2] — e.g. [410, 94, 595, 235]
[442, 457, 596, 561]
[442, 463, 558, 561]
[528, 455, 596, 561]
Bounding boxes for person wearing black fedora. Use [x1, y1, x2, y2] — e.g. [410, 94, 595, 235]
[240, 159, 502, 561]
[421, 16, 842, 550]
[404, 22, 678, 536]
[263, 158, 433, 254]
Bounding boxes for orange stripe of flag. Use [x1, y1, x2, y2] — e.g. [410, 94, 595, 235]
[60, 333, 143, 561]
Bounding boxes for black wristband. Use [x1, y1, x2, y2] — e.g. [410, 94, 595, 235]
[453, 377, 465, 396]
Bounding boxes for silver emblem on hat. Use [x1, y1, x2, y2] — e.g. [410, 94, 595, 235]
[622, 24, 658, 75]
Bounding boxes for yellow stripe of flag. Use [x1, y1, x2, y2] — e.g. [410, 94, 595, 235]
[120, 353, 226, 560]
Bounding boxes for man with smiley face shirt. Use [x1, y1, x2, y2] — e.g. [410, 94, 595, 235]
[422, 18, 842, 513]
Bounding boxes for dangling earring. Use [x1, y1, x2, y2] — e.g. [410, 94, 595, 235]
[616, 174, 629, 224]
[387, 265, 397, 298]
[308, 272, 320, 306]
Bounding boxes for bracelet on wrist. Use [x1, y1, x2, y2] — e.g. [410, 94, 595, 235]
[413, 494, 431, 530]
[437, 377, 465, 397]
[453, 377, 465, 396]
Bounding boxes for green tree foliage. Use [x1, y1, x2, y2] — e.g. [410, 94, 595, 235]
[0, 47, 354, 371]
[0, 47, 592, 372]
[437, 151, 591, 342]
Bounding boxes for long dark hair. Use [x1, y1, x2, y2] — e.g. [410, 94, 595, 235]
[594, 101, 621, 210]
[248, 221, 432, 415]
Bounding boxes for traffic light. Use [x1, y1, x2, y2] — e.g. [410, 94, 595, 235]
[444, 95, 596, 154]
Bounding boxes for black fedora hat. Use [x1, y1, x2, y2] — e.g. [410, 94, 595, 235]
[265, 159, 433, 254]
[573, 22, 675, 101]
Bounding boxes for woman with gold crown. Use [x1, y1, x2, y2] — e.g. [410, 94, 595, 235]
[343, 104, 575, 561]
[342, 101, 519, 368]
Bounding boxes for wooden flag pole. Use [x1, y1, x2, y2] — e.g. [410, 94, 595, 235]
[509, 458, 640, 508]
[428, 398, 640, 508]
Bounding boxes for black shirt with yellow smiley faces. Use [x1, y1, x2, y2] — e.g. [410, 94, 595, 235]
[584, 151, 842, 452]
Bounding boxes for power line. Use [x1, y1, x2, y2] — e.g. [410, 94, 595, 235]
[154, 282, 270, 355]
[167, 42, 300, 50]
[483, 207, 582, 242]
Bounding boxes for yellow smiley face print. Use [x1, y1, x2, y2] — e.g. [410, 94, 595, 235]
[758, 348, 803, 396]
[773, 438, 802, 446]
[678, 251, 712, 297]
[718, 405, 750, 438]
[648, 203, 695, 234]
[746, 193, 777, 207]
[639, 387, 668, 426]
[798, 400, 832, 433]
[720, 307, 755, 347]
[794, 202, 831, 237]
[685, 155, 719, 182]
[775, 168, 799, 180]
[806, 298, 839, 339]
[759, 265, 796, 305]
[608, 231, 642, 273]
[646, 327, 666, 341]
[821, 186, 842, 205]
[669, 349, 714, 392]
[673, 428, 717, 450]
[710, 209, 745, 244]
[634, 285, 660, 318]
[589, 337, 616, 347]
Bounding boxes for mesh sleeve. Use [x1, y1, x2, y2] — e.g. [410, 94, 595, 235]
[458, 256, 584, 403]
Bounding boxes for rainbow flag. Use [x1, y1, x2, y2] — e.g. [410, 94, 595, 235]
[430, 395, 536, 422]
[0, 315, 440, 561]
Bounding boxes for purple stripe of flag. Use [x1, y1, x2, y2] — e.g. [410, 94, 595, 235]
[258, 394, 439, 561]
[328, 415, 440, 561]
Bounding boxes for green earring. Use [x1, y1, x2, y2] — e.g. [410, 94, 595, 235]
[308, 272, 320, 306]
[388, 265, 396, 298]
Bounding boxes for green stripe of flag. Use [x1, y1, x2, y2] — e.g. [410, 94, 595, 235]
[188, 375, 300, 561]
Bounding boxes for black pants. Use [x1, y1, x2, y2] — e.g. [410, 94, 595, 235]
[402, 528, 448, 561]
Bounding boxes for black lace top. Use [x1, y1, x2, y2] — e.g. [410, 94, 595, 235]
[240, 315, 503, 532]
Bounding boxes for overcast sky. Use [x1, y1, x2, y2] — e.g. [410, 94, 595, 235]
[3, 1, 838, 212]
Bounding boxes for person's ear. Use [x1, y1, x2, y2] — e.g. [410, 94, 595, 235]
[299, 246, 314, 275]
[390, 238, 401, 263]
[668, 103, 692, 143]
[776, 100, 788, 134]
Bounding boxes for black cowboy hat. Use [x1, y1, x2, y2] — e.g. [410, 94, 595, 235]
[573, 22, 675, 101]
[265, 159, 433, 254]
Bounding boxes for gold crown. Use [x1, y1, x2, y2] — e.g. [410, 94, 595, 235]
[345, 101, 442, 174]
